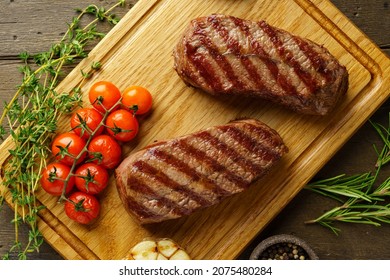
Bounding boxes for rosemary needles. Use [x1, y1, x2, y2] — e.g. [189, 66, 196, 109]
[0, 0, 127, 259]
[305, 113, 390, 234]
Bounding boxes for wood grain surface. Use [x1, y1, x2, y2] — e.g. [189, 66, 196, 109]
[1, 0, 389, 260]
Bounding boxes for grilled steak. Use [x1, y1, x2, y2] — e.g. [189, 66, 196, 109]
[173, 14, 349, 115]
[115, 119, 288, 224]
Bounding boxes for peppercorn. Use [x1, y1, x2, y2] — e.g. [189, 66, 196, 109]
[259, 242, 310, 260]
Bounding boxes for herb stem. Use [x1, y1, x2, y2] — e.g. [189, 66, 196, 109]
[0, 0, 127, 259]
[306, 113, 390, 234]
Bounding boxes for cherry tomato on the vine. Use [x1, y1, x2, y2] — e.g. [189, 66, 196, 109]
[75, 163, 109, 195]
[40, 162, 75, 196]
[70, 107, 104, 140]
[121, 85, 153, 115]
[88, 135, 122, 169]
[51, 132, 86, 166]
[88, 81, 121, 113]
[64, 192, 100, 224]
[105, 109, 139, 142]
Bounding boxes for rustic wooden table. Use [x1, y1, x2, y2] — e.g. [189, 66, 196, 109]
[0, 0, 389, 260]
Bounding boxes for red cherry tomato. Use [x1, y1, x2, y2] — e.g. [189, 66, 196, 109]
[88, 81, 121, 113]
[121, 85, 153, 115]
[75, 163, 109, 195]
[64, 192, 100, 224]
[40, 162, 75, 196]
[88, 135, 122, 169]
[70, 107, 104, 140]
[51, 132, 86, 166]
[105, 109, 139, 142]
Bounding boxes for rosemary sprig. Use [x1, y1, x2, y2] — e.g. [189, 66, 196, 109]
[370, 113, 390, 167]
[305, 173, 375, 203]
[305, 113, 390, 234]
[0, 0, 127, 260]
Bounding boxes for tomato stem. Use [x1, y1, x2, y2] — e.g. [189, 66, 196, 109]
[75, 168, 98, 192]
[129, 104, 138, 115]
[72, 112, 95, 138]
[59, 97, 123, 202]
[65, 197, 89, 212]
[74, 198, 89, 212]
[108, 121, 133, 135]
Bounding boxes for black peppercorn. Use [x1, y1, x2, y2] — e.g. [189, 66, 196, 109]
[258, 242, 310, 260]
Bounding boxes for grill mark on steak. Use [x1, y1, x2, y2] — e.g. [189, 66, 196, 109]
[126, 176, 189, 216]
[220, 125, 283, 163]
[192, 24, 246, 92]
[174, 15, 348, 115]
[117, 181, 164, 221]
[240, 56, 269, 91]
[173, 139, 250, 190]
[209, 16, 269, 92]
[293, 37, 332, 82]
[132, 160, 211, 207]
[124, 196, 159, 220]
[185, 40, 225, 92]
[208, 16, 240, 52]
[115, 119, 288, 224]
[195, 130, 263, 175]
[231, 16, 298, 96]
[167, 139, 251, 194]
[226, 121, 283, 148]
[258, 20, 318, 94]
[148, 148, 231, 197]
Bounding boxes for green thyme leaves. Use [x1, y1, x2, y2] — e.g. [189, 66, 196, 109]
[0, 0, 127, 259]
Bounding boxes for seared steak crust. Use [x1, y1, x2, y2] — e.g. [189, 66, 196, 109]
[115, 119, 288, 224]
[173, 14, 349, 115]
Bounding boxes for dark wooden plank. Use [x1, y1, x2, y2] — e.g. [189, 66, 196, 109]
[0, 0, 389, 260]
[0, 0, 135, 57]
[0, 0, 136, 260]
[330, 0, 390, 49]
[0, 205, 63, 259]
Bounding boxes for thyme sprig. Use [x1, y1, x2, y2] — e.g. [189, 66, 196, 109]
[305, 113, 390, 234]
[0, 0, 127, 260]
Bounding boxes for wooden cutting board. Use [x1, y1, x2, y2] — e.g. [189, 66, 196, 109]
[1, 0, 389, 260]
